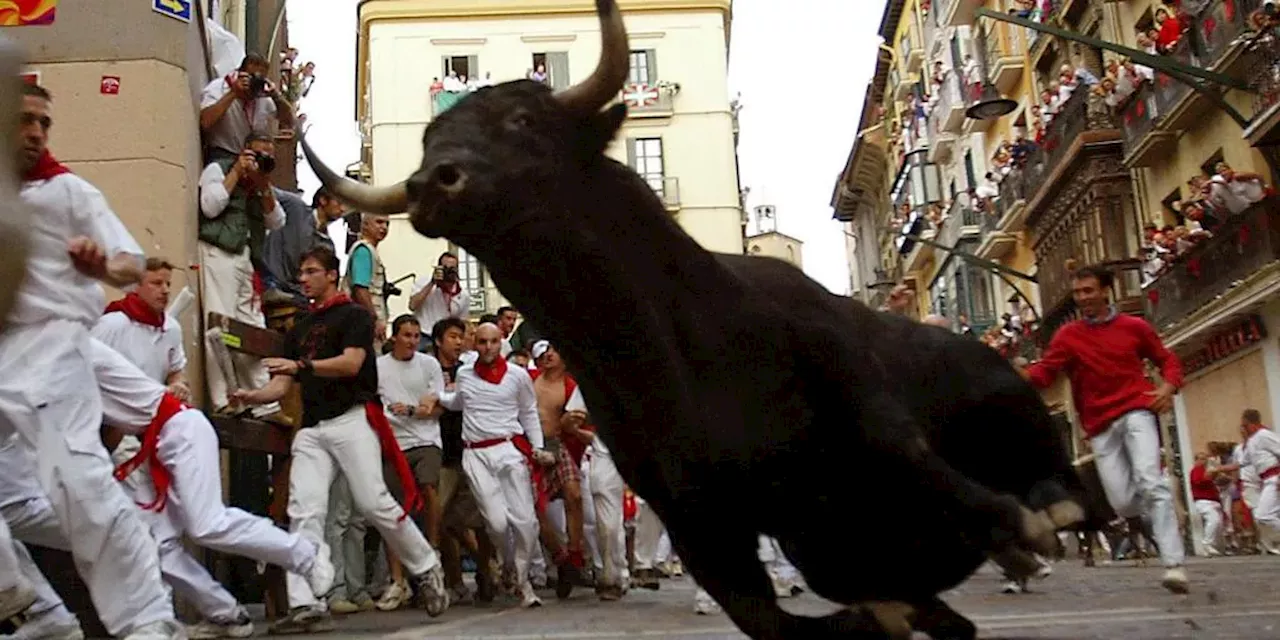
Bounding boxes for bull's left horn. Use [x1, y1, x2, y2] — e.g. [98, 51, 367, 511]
[299, 129, 408, 215]
[554, 0, 630, 115]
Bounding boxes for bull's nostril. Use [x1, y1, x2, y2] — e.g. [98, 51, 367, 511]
[435, 163, 463, 189]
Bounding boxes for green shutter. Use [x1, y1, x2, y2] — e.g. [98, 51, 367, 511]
[467, 55, 479, 79]
[645, 49, 658, 82]
[626, 138, 637, 169]
[442, 56, 451, 77]
[547, 51, 570, 90]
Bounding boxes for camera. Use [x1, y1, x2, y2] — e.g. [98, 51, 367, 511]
[439, 265, 459, 282]
[247, 73, 269, 98]
[252, 151, 276, 175]
[384, 282, 403, 298]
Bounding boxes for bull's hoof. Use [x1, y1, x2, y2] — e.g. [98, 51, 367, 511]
[1019, 506, 1059, 556]
[990, 547, 1043, 582]
[850, 601, 915, 640]
[1045, 499, 1086, 529]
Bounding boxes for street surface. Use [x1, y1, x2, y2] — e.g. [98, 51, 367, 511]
[229, 555, 1279, 639]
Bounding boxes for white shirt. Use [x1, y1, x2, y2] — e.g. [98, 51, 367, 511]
[199, 75, 278, 156]
[1242, 428, 1280, 478]
[89, 336, 164, 430]
[1234, 443, 1260, 488]
[438, 363, 543, 448]
[501, 336, 513, 358]
[198, 162, 287, 230]
[377, 352, 444, 450]
[567, 386, 611, 457]
[10, 174, 143, 329]
[91, 311, 186, 384]
[411, 277, 469, 334]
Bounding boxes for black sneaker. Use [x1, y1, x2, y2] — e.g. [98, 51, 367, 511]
[267, 606, 334, 635]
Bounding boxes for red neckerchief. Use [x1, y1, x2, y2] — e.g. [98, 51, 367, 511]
[104, 292, 165, 329]
[113, 392, 186, 512]
[23, 149, 71, 182]
[310, 292, 352, 313]
[474, 356, 508, 384]
[438, 279, 461, 310]
[364, 402, 424, 520]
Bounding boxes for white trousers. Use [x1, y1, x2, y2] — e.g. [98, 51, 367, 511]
[115, 412, 315, 571]
[3, 499, 77, 620]
[285, 407, 440, 608]
[462, 441, 538, 586]
[586, 450, 628, 588]
[1091, 410, 1185, 567]
[1193, 499, 1223, 549]
[0, 323, 172, 635]
[1254, 477, 1280, 542]
[632, 500, 664, 571]
[198, 241, 273, 412]
[0, 516, 22, 592]
[758, 535, 801, 587]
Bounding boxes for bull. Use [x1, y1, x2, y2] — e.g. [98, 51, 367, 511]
[300, 2, 1090, 637]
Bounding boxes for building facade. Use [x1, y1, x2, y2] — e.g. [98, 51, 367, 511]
[356, 0, 743, 320]
[834, 0, 1280, 555]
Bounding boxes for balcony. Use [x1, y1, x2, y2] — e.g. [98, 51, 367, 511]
[935, 73, 968, 134]
[927, 89, 958, 163]
[936, 196, 982, 249]
[984, 20, 1025, 94]
[1018, 90, 1121, 215]
[1119, 78, 1179, 168]
[974, 184, 1020, 261]
[645, 175, 681, 211]
[1144, 198, 1280, 332]
[620, 81, 678, 119]
[1244, 25, 1280, 146]
[899, 25, 925, 74]
[891, 68, 916, 101]
[1193, 0, 1262, 72]
[431, 90, 468, 117]
[942, 0, 977, 27]
[995, 171, 1028, 232]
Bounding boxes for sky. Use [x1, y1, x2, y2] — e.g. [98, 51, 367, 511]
[286, 0, 886, 295]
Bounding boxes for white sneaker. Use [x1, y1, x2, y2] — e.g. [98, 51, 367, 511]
[3, 607, 84, 640]
[694, 590, 719, 615]
[0, 584, 37, 621]
[1001, 580, 1025, 594]
[375, 580, 410, 612]
[411, 567, 450, 617]
[122, 620, 186, 640]
[520, 582, 543, 608]
[304, 549, 335, 599]
[1161, 566, 1189, 594]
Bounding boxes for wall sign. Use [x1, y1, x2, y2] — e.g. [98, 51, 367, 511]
[100, 76, 120, 95]
[1181, 314, 1267, 376]
[19, 71, 40, 86]
[0, 0, 57, 26]
[152, 0, 192, 23]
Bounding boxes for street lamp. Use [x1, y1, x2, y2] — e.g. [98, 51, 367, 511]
[966, 81, 1018, 120]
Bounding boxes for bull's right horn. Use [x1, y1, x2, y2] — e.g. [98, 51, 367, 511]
[299, 128, 408, 215]
[554, 0, 630, 115]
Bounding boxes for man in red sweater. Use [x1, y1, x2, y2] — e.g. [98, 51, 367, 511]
[1019, 265, 1188, 593]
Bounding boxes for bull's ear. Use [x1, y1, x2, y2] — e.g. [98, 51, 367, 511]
[583, 103, 628, 155]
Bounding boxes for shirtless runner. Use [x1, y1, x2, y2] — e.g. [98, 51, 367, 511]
[529, 339, 589, 599]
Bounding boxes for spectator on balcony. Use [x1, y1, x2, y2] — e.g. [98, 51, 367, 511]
[530, 64, 548, 84]
[1133, 32, 1158, 81]
[975, 174, 1000, 211]
[290, 61, 316, 103]
[1154, 8, 1183, 53]
[1210, 162, 1269, 215]
[429, 77, 444, 98]
[262, 185, 346, 305]
[477, 72, 495, 88]
[281, 47, 298, 85]
[1011, 0, 1035, 19]
[200, 53, 295, 164]
[198, 134, 287, 421]
[443, 71, 465, 93]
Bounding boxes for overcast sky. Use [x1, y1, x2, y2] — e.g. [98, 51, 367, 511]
[286, 0, 886, 294]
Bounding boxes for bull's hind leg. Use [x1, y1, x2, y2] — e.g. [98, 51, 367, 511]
[669, 525, 897, 639]
[911, 598, 977, 640]
[860, 393, 1059, 555]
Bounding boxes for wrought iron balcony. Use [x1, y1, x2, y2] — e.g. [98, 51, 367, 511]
[620, 82, 678, 118]
[1195, 0, 1262, 68]
[1244, 24, 1280, 145]
[1017, 90, 1120, 208]
[1144, 198, 1280, 331]
[644, 175, 681, 211]
[984, 20, 1025, 94]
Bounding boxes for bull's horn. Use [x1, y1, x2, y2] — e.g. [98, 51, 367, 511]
[299, 128, 408, 215]
[554, 0, 630, 115]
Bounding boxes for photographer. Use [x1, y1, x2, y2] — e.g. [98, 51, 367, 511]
[199, 52, 295, 164]
[197, 133, 288, 422]
[409, 252, 469, 351]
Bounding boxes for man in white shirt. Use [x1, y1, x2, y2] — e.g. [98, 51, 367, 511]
[91, 257, 189, 397]
[199, 52, 293, 162]
[1237, 409, 1280, 551]
[198, 133, 286, 421]
[496, 307, 518, 357]
[562, 385, 628, 601]
[0, 82, 179, 640]
[437, 323, 553, 608]
[408, 252, 469, 351]
[373, 315, 447, 611]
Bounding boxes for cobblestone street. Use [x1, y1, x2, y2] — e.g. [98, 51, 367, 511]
[246, 555, 1279, 639]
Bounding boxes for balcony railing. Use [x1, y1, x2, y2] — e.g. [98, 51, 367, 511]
[1145, 198, 1280, 331]
[994, 173, 1025, 225]
[1195, 0, 1261, 66]
[644, 175, 681, 210]
[432, 90, 468, 116]
[1018, 89, 1117, 206]
[930, 73, 965, 135]
[1248, 26, 1280, 119]
[984, 20, 1025, 91]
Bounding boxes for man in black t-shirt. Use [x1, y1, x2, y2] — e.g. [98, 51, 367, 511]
[430, 316, 497, 603]
[233, 246, 450, 633]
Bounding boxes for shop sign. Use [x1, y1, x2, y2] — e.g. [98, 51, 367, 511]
[1181, 314, 1268, 375]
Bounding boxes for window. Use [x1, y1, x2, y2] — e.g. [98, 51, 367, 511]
[441, 55, 479, 82]
[963, 150, 977, 190]
[628, 49, 658, 86]
[532, 52, 570, 90]
[450, 244, 488, 313]
[627, 137, 666, 197]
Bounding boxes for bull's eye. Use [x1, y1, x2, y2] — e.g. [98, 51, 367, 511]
[508, 111, 534, 129]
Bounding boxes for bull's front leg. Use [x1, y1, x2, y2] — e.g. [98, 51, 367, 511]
[860, 393, 1073, 556]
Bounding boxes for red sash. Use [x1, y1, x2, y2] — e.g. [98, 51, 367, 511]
[113, 392, 186, 512]
[1261, 466, 1280, 481]
[623, 488, 637, 521]
[365, 401, 424, 521]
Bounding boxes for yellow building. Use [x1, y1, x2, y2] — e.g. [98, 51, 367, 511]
[356, 0, 743, 320]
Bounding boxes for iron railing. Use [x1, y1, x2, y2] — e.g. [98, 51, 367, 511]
[1145, 198, 1280, 330]
[1017, 89, 1117, 203]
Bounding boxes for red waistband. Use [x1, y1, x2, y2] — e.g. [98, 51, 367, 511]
[1261, 466, 1280, 480]
[465, 436, 512, 449]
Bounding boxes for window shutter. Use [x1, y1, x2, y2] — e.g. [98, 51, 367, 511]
[645, 49, 658, 82]
[626, 138, 637, 169]
[441, 56, 451, 77]
[467, 55, 479, 79]
[548, 51, 570, 90]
